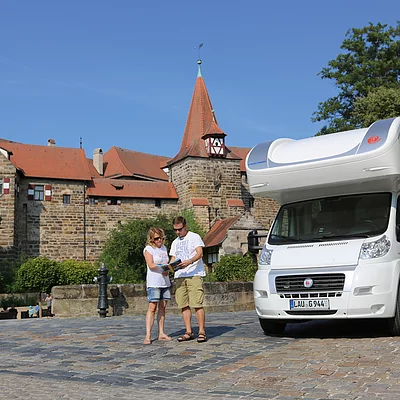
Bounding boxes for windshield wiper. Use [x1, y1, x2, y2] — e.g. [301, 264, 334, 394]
[270, 235, 310, 243]
[319, 234, 369, 240]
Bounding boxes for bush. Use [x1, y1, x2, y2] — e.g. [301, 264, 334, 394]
[59, 260, 98, 285]
[215, 254, 257, 282]
[0, 255, 29, 293]
[14, 257, 60, 293]
[0, 294, 39, 308]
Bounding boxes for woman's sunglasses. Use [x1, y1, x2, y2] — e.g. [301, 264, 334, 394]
[154, 237, 163, 241]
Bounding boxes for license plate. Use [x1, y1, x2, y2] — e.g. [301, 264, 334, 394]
[289, 299, 330, 310]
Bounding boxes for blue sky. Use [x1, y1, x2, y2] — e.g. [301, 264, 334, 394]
[1, 1, 399, 160]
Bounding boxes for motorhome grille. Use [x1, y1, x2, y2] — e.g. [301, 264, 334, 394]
[279, 292, 342, 299]
[275, 274, 345, 292]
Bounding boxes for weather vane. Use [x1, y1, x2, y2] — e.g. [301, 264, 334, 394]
[195, 43, 203, 61]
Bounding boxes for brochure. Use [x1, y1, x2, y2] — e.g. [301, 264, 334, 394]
[158, 258, 182, 273]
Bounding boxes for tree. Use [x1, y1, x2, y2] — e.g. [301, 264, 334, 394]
[312, 22, 400, 135]
[353, 86, 400, 126]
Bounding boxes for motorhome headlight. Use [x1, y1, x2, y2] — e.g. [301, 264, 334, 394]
[259, 247, 273, 265]
[360, 235, 391, 259]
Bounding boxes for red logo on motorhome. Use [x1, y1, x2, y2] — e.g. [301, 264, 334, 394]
[368, 136, 381, 144]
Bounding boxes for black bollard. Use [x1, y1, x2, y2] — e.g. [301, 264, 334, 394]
[96, 263, 110, 318]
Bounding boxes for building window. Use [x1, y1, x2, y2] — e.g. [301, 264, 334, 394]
[63, 194, 71, 204]
[88, 198, 98, 205]
[34, 185, 44, 201]
[205, 246, 219, 266]
[0, 179, 2, 194]
[107, 198, 121, 205]
[249, 196, 255, 209]
[155, 199, 161, 208]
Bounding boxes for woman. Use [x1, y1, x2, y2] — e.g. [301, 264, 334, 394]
[143, 227, 173, 345]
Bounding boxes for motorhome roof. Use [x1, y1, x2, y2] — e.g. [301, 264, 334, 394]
[246, 117, 400, 203]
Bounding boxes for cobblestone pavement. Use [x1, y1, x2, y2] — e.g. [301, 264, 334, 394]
[1, 311, 400, 400]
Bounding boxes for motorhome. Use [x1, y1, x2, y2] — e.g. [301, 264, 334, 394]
[246, 117, 400, 335]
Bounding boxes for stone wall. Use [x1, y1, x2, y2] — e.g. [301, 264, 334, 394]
[52, 282, 255, 317]
[170, 157, 242, 230]
[84, 197, 179, 261]
[0, 154, 17, 257]
[15, 177, 179, 261]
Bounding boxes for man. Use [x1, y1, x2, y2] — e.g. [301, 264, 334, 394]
[170, 216, 207, 343]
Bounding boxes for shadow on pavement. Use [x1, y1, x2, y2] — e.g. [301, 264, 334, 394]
[171, 325, 235, 340]
[274, 318, 392, 339]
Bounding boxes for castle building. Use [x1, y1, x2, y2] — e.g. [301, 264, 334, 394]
[0, 61, 279, 264]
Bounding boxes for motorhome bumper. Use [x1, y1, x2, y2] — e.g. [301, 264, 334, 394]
[254, 264, 398, 320]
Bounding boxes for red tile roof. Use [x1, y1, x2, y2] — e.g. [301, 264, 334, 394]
[228, 146, 251, 172]
[191, 198, 209, 206]
[168, 72, 241, 165]
[202, 216, 240, 247]
[103, 146, 169, 181]
[227, 199, 245, 207]
[0, 142, 92, 180]
[87, 159, 102, 178]
[86, 178, 178, 199]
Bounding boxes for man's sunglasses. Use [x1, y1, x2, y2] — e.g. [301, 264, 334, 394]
[174, 226, 185, 232]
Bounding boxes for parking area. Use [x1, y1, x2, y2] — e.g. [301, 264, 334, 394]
[1, 311, 400, 399]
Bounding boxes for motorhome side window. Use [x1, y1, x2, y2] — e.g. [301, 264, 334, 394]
[269, 193, 391, 245]
[396, 196, 400, 242]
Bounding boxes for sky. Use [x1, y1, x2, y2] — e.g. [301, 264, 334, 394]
[1, 0, 399, 160]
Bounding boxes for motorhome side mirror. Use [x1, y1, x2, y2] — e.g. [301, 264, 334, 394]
[248, 230, 260, 254]
[396, 225, 400, 242]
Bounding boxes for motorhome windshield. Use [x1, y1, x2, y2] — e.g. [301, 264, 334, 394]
[269, 192, 391, 245]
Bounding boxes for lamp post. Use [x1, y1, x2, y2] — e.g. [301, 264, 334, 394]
[95, 263, 111, 318]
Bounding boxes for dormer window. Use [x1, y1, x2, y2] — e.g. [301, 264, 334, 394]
[204, 136, 226, 157]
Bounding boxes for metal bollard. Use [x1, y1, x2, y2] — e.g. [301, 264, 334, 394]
[95, 263, 112, 318]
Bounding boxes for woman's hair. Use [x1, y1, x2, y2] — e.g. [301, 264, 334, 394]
[146, 227, 165, 247]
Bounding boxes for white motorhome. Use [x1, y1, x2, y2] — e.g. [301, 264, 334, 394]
[246, 117, 400, 335]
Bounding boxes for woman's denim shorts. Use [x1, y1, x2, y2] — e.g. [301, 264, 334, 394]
[147, 287, 171, 302]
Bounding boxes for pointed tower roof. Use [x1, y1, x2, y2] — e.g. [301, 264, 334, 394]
[167, 61, 241, 166]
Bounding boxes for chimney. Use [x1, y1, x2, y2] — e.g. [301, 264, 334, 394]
[47, 138, 56, 146]
[93, 148, 104, 176]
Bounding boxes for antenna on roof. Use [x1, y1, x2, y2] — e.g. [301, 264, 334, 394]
[80, 137, 82, 149]
[195, 43, 204, 77]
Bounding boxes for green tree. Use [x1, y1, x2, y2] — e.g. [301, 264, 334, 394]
[313, 22, 400, 135]
[353, 86, 400, 126]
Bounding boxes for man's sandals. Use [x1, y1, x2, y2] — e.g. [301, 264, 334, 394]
[177, 332, 194, 342]
[177, 332, 208, 343]
[197, 332, 207, 343]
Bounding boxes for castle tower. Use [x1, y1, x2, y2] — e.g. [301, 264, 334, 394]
[168, 60, 244, 230]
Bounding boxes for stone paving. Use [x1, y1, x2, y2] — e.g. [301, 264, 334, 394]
[1, 311, 400, 399]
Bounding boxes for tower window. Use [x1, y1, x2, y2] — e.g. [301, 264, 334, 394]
[63, 194, 71, 204]
[34, 185, 44, 201]
[155, 199, 161, 208]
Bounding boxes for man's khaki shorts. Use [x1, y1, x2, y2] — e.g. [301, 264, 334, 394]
[175, 276, 204, 309]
